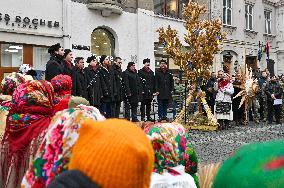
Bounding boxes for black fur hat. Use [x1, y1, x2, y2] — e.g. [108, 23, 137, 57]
[127, 62, 135, 68]
[87, 55, 97, 63]
[48, 43, 61, 54]
[143, 58, 150, 64]
[100, 55, 107, 64]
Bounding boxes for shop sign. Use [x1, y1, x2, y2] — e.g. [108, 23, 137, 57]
[0, 13, 60, 30]
[72, 44, 90, 51]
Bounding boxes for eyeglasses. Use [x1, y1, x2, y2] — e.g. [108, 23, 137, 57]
[117, 61, 122, 64]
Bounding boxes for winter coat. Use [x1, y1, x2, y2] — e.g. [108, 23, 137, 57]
[258, 77, 267, 89]
[45, 55, 64, 81]
[155, 69, 174, 100]
[85, 66, 105, 107]
[72, 67, 87, 99]
[265, 81, 283, 102]
[99, 66, 113, 103]
[123, 69, 142, 103]
[63, 60, 73, 76]
[215, 82, 234, 103]
[110, 64, 123, 102]
[138, 68, 155, 100]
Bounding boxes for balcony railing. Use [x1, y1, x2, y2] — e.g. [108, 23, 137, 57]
[87, 0, 123, 16]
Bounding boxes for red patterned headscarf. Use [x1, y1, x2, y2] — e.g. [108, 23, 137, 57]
[51, 74, 72, 98]
[0, 80, 55, 188]
[51, 74, 72, 112]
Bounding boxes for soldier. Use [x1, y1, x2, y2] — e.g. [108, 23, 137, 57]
[138, 58, 155, 122]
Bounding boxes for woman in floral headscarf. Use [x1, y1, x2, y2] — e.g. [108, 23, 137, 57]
[0, 80, 55, 188]
[21, 105, 105, 188]
[0, 72, 27, 141]
[145, 122, 199, 188]
[51, 74, 73, 112]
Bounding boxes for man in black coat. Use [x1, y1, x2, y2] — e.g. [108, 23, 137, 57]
[45, 43, 65, 81]
[258, 71, 268, 121]
[265, 75, 283, 124]
[123, 62, 141, 122]
[138, 58, 155, 122]
[110, 57, 123, 118]
[155, 60, 174, 122]
[85, 55, 105, 108]
[99, 55, 113, 118]
[72, 57, 87, 99]
[206, 72, 217, 113]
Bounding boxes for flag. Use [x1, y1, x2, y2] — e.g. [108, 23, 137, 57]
[257, 41, 262, 62]
[265, 41, 270, 59]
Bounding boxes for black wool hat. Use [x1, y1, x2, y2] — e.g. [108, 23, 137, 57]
[48, 43, 61, 54]
[47, 170, 100, 188]
[143, 58, 150, 64]
[127, 62, 135, 68]
[87, 55, 97, 63]
[100, 55, 107, 64]
[64, 49, 72, 58]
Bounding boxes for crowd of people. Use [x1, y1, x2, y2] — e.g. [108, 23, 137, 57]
[0, 42, 282, 188]
[203, 68, 283, 130]
[171, 67, 284, 130]
[45, 43, 174, 122]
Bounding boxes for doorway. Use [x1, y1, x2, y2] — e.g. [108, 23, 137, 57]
[245, 56, 257, 70]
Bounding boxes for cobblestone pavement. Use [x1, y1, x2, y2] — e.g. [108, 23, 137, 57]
[188, 122, 284, 165]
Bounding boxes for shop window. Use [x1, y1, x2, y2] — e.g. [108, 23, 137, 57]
[0, 44, 23, 67]
[154, 0, 189, 19]
[91, 28, 115, 58]
[33, 47, 49, 71]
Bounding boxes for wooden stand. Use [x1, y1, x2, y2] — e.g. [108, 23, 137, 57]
[174, 90, 219, 131]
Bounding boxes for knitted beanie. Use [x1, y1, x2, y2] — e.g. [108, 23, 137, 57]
[47, 170, 100, 188]
[69, 119, 155, 188]
[213, 139, 284, 188]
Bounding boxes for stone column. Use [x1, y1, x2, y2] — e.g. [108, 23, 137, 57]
[63, 0, 72, 48]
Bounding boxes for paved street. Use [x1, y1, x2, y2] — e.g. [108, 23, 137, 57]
[188, 123, 284, 165]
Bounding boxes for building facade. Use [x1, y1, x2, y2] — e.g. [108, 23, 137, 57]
[212, 0, 284, 76]
[0, 0, 283, 80]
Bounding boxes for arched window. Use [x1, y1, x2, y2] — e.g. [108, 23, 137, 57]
[91, 28, 115, 57]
